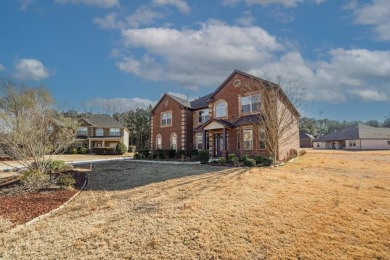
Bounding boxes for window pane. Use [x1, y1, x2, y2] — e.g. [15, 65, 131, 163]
[216, 102, 226, 117]
[243, 128, 253, 150]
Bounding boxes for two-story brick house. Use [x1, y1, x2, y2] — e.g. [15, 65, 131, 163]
[75, 114, 129, 152]
[150, 70, 300, 161]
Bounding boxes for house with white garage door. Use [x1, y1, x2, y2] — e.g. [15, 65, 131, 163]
[313, 123, 390, 150]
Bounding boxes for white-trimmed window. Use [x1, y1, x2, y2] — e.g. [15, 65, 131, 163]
[259, 128, 266, 150]
[348, 140, 356, 147]
[95, 128, 104, 136]
[198, 109, 209, 123]
[215, 101, 227, 118]
[156, 134, 162, 149]
[109, 128, 120, 136]
[161, 112, 172, 126]
[170, 133, 177, 150]
[243, 128, 253, 150]
[195, 132, 203, 150]
[241, 94, 261, 113]
[77, 127, 88, 136]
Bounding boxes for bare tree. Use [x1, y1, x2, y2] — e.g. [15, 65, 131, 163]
[241, 74, 303, 162]
[0, 80, 78, 174]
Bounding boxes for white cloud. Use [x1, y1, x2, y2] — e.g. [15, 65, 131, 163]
[94, 12, 123, 29]
[54, 0, 119, 8]
[117, 20, 284, 85]
[20, 0, 34, 11]
[14, 58, 51, 81]
[221, 0, 325, 8]
[0, 64, 5, 71]
[352, 0, 390, 41]
[83, 97, 154, 113]
[235, 11, 255, 26]
[126, 6, 164, 28]
[152, 0, 190, 14]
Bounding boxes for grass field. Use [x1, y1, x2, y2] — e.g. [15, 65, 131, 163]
[1, 150, 389, 259]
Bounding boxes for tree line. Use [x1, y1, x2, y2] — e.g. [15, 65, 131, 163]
[300, 115, 390, 137]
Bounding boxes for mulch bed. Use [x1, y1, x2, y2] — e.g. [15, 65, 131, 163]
[0, 171, 86, 228]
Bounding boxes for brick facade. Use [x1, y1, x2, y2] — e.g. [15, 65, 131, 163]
[150, 70, 300, 161]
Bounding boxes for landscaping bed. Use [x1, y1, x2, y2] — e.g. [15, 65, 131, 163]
[0, 171, 86, 229]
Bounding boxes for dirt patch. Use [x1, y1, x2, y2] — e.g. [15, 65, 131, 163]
[0, 171, 86, 230]
[1, 151, 389, 259]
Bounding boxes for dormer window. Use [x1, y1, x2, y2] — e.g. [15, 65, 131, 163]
[241, 94, 261, 113]
[198, 109, 209, 123]
[215, 100, 227, 118]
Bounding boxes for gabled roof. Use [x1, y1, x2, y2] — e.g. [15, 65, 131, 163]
[82, 114, 124, 128]
[313, 123, 390, 142]
[151, 93, 192, 113]
[299, 131, 314, 139]
[207, 70, 300, 117]
[235, 114, 263, 126]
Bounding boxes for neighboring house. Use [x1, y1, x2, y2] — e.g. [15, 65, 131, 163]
[75, 114, 129, 152]
[300, 131, 315, 148]
[150, 70, 300, 161]
[313, 123, 390, 150]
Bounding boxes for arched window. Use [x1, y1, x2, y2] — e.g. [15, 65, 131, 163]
[156, 134, 162, 149]
[170, 133, 177, 150]
[95, 128, 104, 136]
[215, 100, 227, 118]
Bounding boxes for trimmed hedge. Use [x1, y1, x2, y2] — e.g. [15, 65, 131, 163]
[94, 147, 116, 155]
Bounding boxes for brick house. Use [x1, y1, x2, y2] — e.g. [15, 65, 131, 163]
[150, 70, 300, 161]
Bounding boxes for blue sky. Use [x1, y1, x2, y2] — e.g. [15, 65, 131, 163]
[0, 0, 389, 121]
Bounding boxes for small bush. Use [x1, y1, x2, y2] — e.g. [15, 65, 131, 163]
[116, 142, 127, 155]
[262, 157, 273, 166]
[243, 158, 256, 167]
[231, 156, 240, 167]
[134, 152, 142, 159]
[227, 153, 237, 163]
[128, 145, 136, 153]
[241, 155, 249, 162]
[219, 157, 227, 165]
[57, 174, 76, 189]
[137, 150, 151, 158]
[198, 150, 209, 164]
[299, 150, 306, 156]
[69, 147, 78, 154]
[20, 170, 50, 190]
[47, 160, 67, 172]
[94, 147, 116, 155]
[154, 149, 164, 159]
[168, 149, 176, 158]
[78, 147, 88, 154]
[191, 149, 198, 156]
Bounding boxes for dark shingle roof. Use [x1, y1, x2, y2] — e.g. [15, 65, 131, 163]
[83, 114, 124, 128]
[314, 124, 359, 142]
[235, 115, 262, 126]
[300, 131, 314, 139]
[190, 93, 213, 109]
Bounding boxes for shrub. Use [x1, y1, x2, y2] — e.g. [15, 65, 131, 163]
[154, 149, 164, 159]
[116, 142, 127, 155]
[241, 155, 249, 162]
[57, 174, 76, 189]
[198, 150, 209, 164]
[168, 149, 176, 158]
[191, 149, 198, 156]
[227, 153, 236, 163]
[20, 170, 50, 190]
[243, 158, 256, 167]
[299, 150, 306, 156]
[219, 157, 227, 165]
[47, 160, 67, 172]
[137, 150, 151, 158]
[78, 147, 88, 154]
[94, 147, 116, 155]
[69, 147, 78, 154]
[231, 156, 240, 167]
[128, 145, 136, 153]
[262, 157, 273, 166]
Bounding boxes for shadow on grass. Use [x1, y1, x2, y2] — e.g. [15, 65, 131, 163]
[85, 160, 228, 191]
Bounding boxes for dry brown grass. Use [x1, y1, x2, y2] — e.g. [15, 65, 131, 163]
[1, 150, 389, 259]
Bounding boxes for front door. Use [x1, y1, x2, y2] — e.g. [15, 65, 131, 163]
[214, 134, 223, 157]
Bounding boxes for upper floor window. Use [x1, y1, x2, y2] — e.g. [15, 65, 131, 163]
[77, 127, 88, 136]
[95, 128, 104, 137]
[215, 101, 227, 118]
[156, 134, 162, 149]
[161, 112, 172, 126]
[198, 109, 209, 123]
[170, 133, 177, 150]
[241, 94, 261, 113]
[109, 128, 120, 136]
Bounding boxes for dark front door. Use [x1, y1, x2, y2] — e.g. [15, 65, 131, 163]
[214, 134, 223, 157]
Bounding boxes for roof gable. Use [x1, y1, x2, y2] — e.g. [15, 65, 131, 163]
[151, 93, 191, 113]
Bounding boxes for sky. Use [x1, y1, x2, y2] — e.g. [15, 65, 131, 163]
[0, 0, 389, 121]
